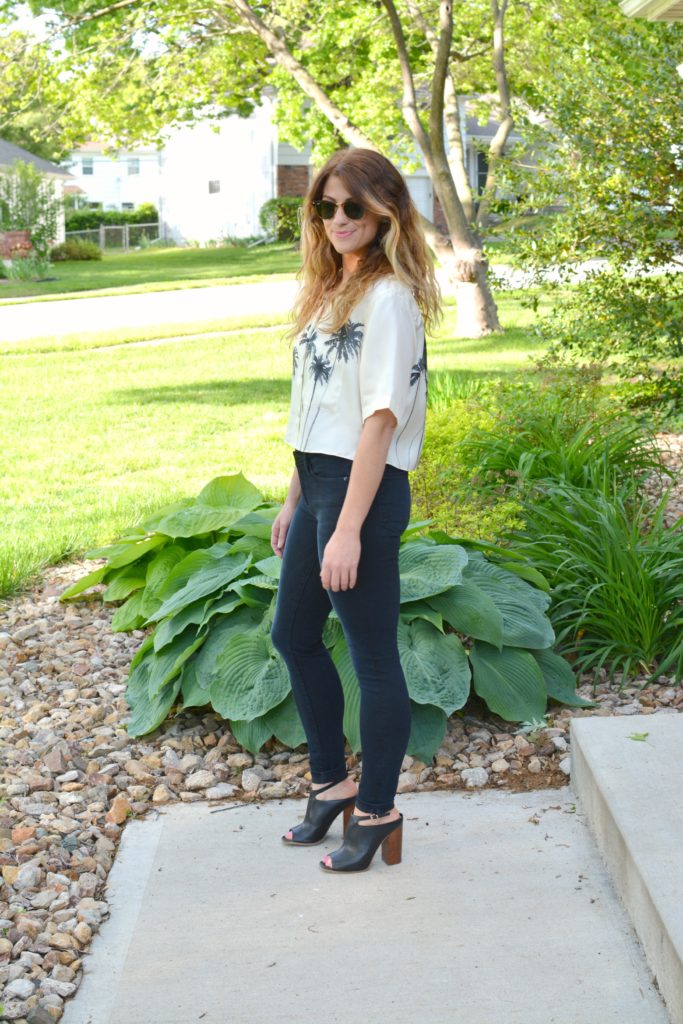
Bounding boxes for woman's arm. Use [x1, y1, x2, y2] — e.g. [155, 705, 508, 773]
[320, 408, 397, 591]
[271, 466, 302, 558]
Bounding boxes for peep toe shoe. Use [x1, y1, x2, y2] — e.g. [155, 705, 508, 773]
[320, 811, 403, 872]
[281, 778, 356, 846]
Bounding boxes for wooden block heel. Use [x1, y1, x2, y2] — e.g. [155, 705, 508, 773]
[381, 821, 402, 865]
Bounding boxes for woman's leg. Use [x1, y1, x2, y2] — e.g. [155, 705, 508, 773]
[316, 471, 412, 819]
[270, 494, 349, 786]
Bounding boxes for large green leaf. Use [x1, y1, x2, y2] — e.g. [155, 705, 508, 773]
[208, 630, 290, 721]
[229, 716, 273, 755]
[323, 617, 344, 649]
[191, 607, 264, 688]
[150, 552, 251, 621]
[228, 535, 274, 561]
[464, 558, 551, 613]
[125, 655, 183, 738]
[397, 619, 471, 715]
[140, 544, 189, 618]
[331, 637, 362, 754]
[253, 555, 282, 580]
[155, 542, 234, 598]
[462, 561, 554, 649]
[532, 648, 598, 708]
[140, 498, 194, 533]
[399, 542, 468, 602]
[179, 661, 212, 710]
[103, 570, 147, 603]
[399, 600, 444, 631]
[154, 474, 263, 537]
[229, 505, 279, 540]
[148, 626, 207, 698]
[470, 642, 547, 722]
[426, 582, 504, 649]
[106, 534, 167, 570]
[264, 691, 306, 749]
[111, 589, 147, 632]
[407, 701, 448, 763]
[60, 564, 106, 600]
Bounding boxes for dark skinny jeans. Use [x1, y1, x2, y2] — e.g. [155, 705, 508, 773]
[270, 450, 413, 816]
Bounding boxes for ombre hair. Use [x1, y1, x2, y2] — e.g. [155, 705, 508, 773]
[289, 148, 441, 338]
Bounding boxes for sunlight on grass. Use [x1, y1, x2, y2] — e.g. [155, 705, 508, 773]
[0, 291, 549, 598]
[0, 243, 301, 303]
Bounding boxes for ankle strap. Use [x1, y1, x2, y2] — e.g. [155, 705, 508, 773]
[311, 778, 344, 795]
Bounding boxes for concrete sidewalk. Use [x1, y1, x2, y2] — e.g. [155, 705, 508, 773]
[61, 787, 669, 1024]
[0, 280, 299, 343]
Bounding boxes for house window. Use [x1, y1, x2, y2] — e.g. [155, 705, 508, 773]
[208, 180, 221, 194]
[122, 202, 134, 211]
[82, 157, 94, 175]
[127, 157, 140, 176]
[476, 150, 489, 195]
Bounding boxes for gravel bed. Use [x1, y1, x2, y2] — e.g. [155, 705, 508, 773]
[0, 431, 680, 1023]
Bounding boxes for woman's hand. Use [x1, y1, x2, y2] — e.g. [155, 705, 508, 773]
[271, 503, 296, 558]
[320, 527, 361, 591]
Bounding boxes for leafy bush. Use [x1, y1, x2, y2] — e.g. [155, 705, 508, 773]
[259, 197, 303, 242]
[507, 483, 683, 685]
[5, 252, 52, 281]
[456, 391, 664, 500]
[0, 160, 62, 260]
[61, 474, 593, 760]
[50, 238, 103, 261]
[65, 203, 158, 231]
[411, 402, 526, 541]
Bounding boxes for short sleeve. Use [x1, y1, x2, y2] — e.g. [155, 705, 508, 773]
[359, 281, 421, 424]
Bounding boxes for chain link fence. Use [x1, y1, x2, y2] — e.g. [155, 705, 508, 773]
[64, 223, 160, 251]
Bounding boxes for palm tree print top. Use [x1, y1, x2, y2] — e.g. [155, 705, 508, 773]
[285, 276, 428, 471]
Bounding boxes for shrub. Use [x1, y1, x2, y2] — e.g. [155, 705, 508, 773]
[0, 160, 62, 260]
[508, 483, 683, 685]
[61, 474, 593, 758]
[5, 251, 52, 281]
[411, 402, 526, 542]
[259, 197, 303, 242]
[65, 204, 158, 231]
[50, 239, 103, 261]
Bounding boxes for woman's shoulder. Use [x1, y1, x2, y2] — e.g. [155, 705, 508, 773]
[363, 275, 423, 326]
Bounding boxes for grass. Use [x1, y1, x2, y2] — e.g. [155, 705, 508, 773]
[0, 243, 301, 302]
[0, 288, 552, 600]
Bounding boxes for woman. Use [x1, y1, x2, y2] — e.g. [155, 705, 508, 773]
[270, 147, 440, 873]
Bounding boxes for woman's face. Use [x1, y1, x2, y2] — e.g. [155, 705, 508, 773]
[320, 174, 381, 261]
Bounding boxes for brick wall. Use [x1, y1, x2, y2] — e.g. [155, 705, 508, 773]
[0, 230, 32, 260]
[277, 165, 310, 197]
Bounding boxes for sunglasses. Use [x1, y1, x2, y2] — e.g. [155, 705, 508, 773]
[314, 198, 365, 220]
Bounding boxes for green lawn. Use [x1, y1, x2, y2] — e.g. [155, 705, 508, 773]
[0, 289, 549, 599]
[0, 243, 301, 302]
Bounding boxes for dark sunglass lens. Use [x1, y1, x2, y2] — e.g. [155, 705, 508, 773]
[343, 200, 365, 219]
[315, 200, 336, 219]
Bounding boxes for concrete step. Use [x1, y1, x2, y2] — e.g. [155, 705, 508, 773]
[570, 711, 683, 1024]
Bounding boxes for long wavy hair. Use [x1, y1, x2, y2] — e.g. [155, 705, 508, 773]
[289, 148, 441, 338]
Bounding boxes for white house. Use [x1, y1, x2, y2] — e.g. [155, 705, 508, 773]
[64, 140, 163, 212]
[65, 94, 523, 244]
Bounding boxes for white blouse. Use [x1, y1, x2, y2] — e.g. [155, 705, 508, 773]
[284, 276, 427, 471]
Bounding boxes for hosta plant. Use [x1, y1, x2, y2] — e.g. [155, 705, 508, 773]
[61, 474, 595, 762]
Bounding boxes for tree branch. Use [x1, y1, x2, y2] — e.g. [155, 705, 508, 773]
[228, 0, 378, 152]
[476, 0, 514, 226]
[379, 0, 432, 161]
[404, 0, 475, 223]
